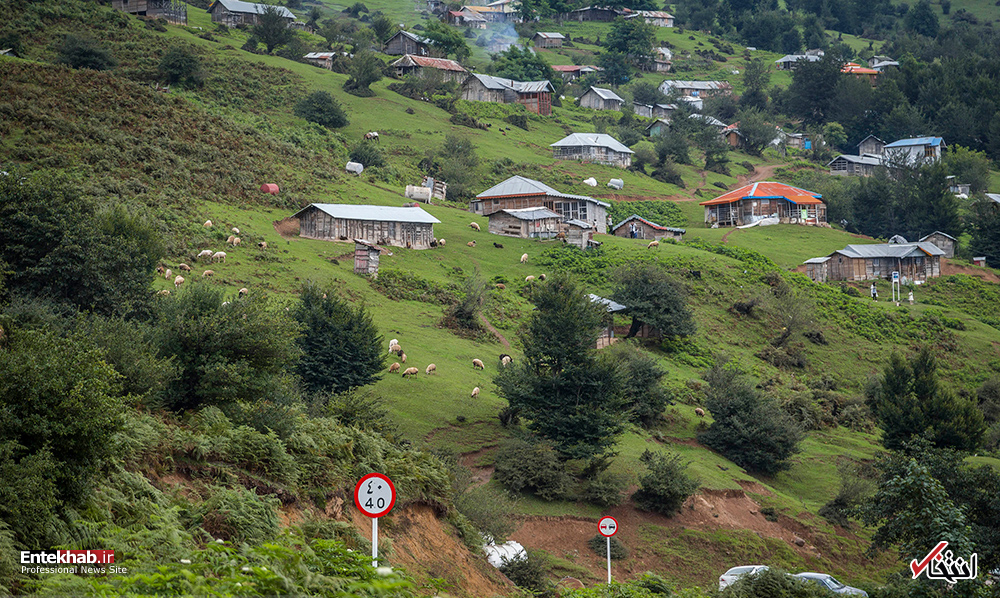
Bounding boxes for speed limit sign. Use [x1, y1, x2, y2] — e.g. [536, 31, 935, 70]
[355, 473, 396, 518]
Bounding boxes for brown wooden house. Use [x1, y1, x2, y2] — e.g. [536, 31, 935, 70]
[578, 86, 624, 111]
[113, 0, 187, 24]
[487, 207, 562, 239]
[293, 204, 440, 250]
[919, 231, 957, 258]
[532, 32, 565, 47]
[470, 176, 610, 233]
[804, 243, 944, 283]
[551, 133, 633, 168]
[460, 74, 554, 115]
[385, 30, 431, 56]
[353, 239, 382, 275]
[612, 215, 684, 241]
[562, 6, 619, 21]
[208, 0, 294, 27]
[390, 54, 467, 82]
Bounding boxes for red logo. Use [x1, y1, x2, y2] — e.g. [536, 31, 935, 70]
[911, 542, 978, 582]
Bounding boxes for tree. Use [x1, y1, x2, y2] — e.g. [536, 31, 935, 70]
[423, 21, 470, 60]
[306, 6, 322, 29]
[905, 0, 939, 37]
[294, 91, 349, 128]
[154, 284, 302, 411]
[252, 4, 294, 53]
[629, 81, 667, 106]
[604, 17, 655, 68]
[611, 263, 696, 339]
[494, 274, 627, 461]
[597, 51, 631, 86]
[158, 45, 203, 86]
[697, 359, 804, 474]
[739, 57, 771, 111]
[491, 46, 554, 82]
[370, 13, 396, 48]
[968, 199, 1000, 266]
[343, 50, 384, 97]
[436, 134, 480, 202]
[56, 35, 117, 70]
[823, 122, 847, 151]
[866, 348, 985, 452]
[944, 145, 991, 195]
[632, 450, 699, 515]
[598, 342, 669, 426]
[291, 283, 384, 395]
[786, 52, 843, 125]
[735, 108, 776, 156]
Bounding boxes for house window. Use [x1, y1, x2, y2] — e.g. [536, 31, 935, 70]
[924, 146, 935, 158]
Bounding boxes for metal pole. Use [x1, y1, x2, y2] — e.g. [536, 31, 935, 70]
[372, 518, 378, 568]
[606, 536, 611, 585]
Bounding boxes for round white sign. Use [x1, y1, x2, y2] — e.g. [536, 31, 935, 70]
[354, 473, 396, 518]
[598, 516, 619, 537]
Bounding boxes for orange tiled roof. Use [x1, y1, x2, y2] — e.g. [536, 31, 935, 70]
[699, 181, 824, 206]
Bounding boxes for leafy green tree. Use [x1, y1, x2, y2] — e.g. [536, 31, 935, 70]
[344, 50, 384, 97]
[968, 199, 1000, 265]
[944, 145, 991, 195]
[252, 4, 294, 53]
[823, 122, 848, 151]
[697, 359, 804, 474]
[158, 44, 203, 86]
[604, 17, 655, 68]
[291, 283, 384, 395]
[423, 21, 470, 60]
[598, 342, 669, 426]
[739, 57, 770, 111]
[56, 35, 117, 70]
[370, 13, 396, 48]
[306, 6, 322, 29]
[905, 0, 939, 37]
[611, 263, 696, 339]
[786, 52, 843, 125]
[491, 46, 554, 82]
[734, 108, 775, 156]
[495, 274, 627, 461]
[866, 348, 985, 452]
[154, 284, 302, 411]
[632, 450, 699, 515]
[294, 91, 349, 128]
[597, 51, 631, 86]
[629, 81, 667, 106]
[423, 134, 480, 200]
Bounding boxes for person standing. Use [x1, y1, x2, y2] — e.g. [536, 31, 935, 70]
[908, 290, 914, 305]
[871, 283, 878, 301]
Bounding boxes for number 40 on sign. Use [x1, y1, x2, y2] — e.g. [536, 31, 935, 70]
[354, 473, 396, 567]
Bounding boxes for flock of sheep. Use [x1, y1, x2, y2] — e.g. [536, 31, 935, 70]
[155, 219, 266, 295]
[387, 336, 512, 399]
[458, 223, 547, 283]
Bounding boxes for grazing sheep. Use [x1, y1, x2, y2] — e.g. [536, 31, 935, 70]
[389, 362, 401, 373]
[500, 354, 512, 367]
[238, 287, 248, 297]
[233, 237, 241, 246]
[156, 289, 171, 296]
[202, 270, 215, 277]
[389, 343, 401, 354]
[695, 408, 705, 417]
[212, 251, 227, 263]
[438, 239, 446, 246]
[496, 283, 506, 290]
[467, 240, 476, 247]
[204, 220, 213, 227]
[156, 265, 165, 275]
[401, 352, 407, 363]
[647, 240, 660, 248]
[538, 274, 546, 281]
[389, 338, 399, 348]
[164, 268, 172, 280]
[178, 263, 191, 272]
[493, 242, 504, 249]
[227, 235, 235, 245]
[222, 301, 231, 307]
[525, 275, 535, 282]
[402, 367, 419, 378]
[174, 275, 185, 288]
[469, 222, 481, 231]
[471, 386, 480, 398]
[258, 241, 267, 249]
[520, 253, 528, 264]
[472, 358, 484, 370]
[198, 249, 214, 260]
[232, 227, 240, 234]
[425, 363, 437, 375]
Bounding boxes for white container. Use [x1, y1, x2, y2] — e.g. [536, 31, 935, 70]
[346, 161, 364, 174]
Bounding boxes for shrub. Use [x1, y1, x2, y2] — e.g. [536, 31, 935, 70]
[57, 35, 117, 70]
[349, 141, 386, 168]
[454, 484, 520, 542]
[587, 535, 629, 559]
[583, 471, 628, 507]
[193, 487, 281, 544]
[294, 91, 349, 129]
[631, 450, 699, 515]
[505, 113, 529, 130]
[652, 159, 685, 187]
[445, 274, 488, 331]
[320, 388, 399, 439]
[158, 45, 203, 86]
[499, 549, 551, 594]
[493, 438, 571, 501]
[450, 112, 487, 129]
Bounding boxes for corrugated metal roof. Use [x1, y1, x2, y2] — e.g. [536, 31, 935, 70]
[834, 243, 945, 259]
[700, 181, 823, 206]
[210, 0, 295, 18]
[857, 134, 885, 147]
[803, 257, 831, 264]
[645, 118, 671, 130]
[565, 219, 592, 228]
[391, 54, 467, 72]
[517, 80, 555, 93]
[775, 54, 821, 63]
[466, 73, 552, 93]
[475, 175, 610, 206]
[395, 30, 431, 44]
[828, 154, 882, 166]
[919, 231, 957, 242]
[534, 32, 566, 39]
[612, 214, 685, 233]
[293, 204, 441, 224]
[500, 207, 562, 220]
[660, 80, 730, 91]
[551, 133, 634, 154]
[885, 137, 945, 148]
[637, 10, 673, 17]
[986, 193, 1000, 204]
[689, 114, 726, 127]
[552, 64, 582, 72]
[589, 293, 627, 312]
[586, 86, 623, 102]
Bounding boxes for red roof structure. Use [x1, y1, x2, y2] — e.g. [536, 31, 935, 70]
[403, 55, 467, 72]
[699, 181, 823, 206]
[841, 62, 878, 75]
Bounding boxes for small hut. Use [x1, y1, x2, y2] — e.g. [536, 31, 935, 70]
[293, 203, 440, 249]
[565, 219, 594, 250]
[488, 207, 562, 238]
[354, 239, 381, 275]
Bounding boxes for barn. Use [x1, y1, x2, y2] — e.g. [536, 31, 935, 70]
[470, 175, 610, 233]
[804, 243, 944, 283]
[612, 215, 685, 241]
[919, 231, 957, 258]
[460, 74, 554, 115]
[207, 0, 294, 27]
[390, 54, 467, 82]
[487, 207, 562, 239]
[385, 30, 431, 56]
[293, 204, 440, 249]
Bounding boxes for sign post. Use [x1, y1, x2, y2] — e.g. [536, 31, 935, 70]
[598, 516, 618, 585]
[892, 271, 900, 304]
[354, 473, 396, 568]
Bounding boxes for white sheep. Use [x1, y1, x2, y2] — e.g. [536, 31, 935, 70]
[520, 253, 528, 264]
[174, 275, 185, 288]
[238, 287, 249, 297]
[467, 240, 476, 247]
[438, 239, 446, 246]
[401, 352, 407, 363]
[647, 240, 660, 248]
[389, 362, 401, 373]
[525, 275, 535, 282]
[258, 241, 267, 249]
[469, 222, 481, 231]
[232, 227, 240, 234]
[156, 289, 171, 296]
[500, 354, 512, 367]
[198, 249, 214, 260]
[165, 268, 173, 280]
[178, 263, 191, 272]
[204, 220, 213, 227]
[227, 235, 235, 245]
[202, 270, 215, 277]
[471, 386, 480, 398]
[212, 251, 227, 263]
[425, 364, 437, 375]
[402, 367, 419, 378]
[389, 338, 399, 348]
[695, 408, 705, 417]
[472, 358, 484, 370]
[233, 237, 241, 246]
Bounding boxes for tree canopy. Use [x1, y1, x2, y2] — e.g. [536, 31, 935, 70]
[491, 46, 554, 82]
[423, 21, 470, 61]
[611, 263, 696, 339]
[252, 4, 294, 53]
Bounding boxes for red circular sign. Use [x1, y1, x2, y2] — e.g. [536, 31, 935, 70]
[354, 473, 396, 518]
[598, 516, 618, 537]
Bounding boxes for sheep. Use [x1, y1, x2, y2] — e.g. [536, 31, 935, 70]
[469, 222, 481, 231]
[165, 268, 173, 280]
[467, 240, 476, 247]
[525, 275, 535, 282]
[389, 338, 399, 348]
[204, 220, 213, 227]
[520, 253, 528, 264]
[695, 408, 705, 417]
[496, 283, 506, 290]
[471, 386, 480, 398]
[174, 275, 185, 288]
[472, 358, 484, 370]
[156, 265, 165, 275]
[221, 301, 231, 307]
[389, 362, 401, 373]
[500, 354, 512, 367]
[233, 237, 241, 246]
[425, 363, 437, 375]
[539, 274, 546, 281]
[203, 270, 215, 277]
[212, 251, 227, 263]
[258, 241, 267, 249]
[493, 242, 504, 249]
[178, 263, 192, 272]
[227, 235, 235, 245]
[402, 367, 419, 378]
[198, 249, 214, 260]
[401, 352, 407, 363]
[156, 289, 171, 296]
[238, 287, 249, 297]
[389, 343, 401, 354]
[232, 227, 240, 234]
[647, 240, 660, 248]
[438, 239, 446, 246]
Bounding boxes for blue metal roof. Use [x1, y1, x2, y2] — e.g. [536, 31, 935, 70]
[884, 137, 944, 148]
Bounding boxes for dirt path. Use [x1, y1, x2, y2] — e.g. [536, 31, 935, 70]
[479, 314, 511, 348]
[720, 227, 739, 244]
[737, 162, 781, 185]
[941, 259, 1000, 283]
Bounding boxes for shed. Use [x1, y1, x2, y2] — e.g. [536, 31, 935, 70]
[645, 118, 671, 137]
[470, 175, 610, 233]
[488, 207, 562, 239]
[354, 239, 381, 275]
[658, 80, 731, 98]
[532, 32, 565, 48]
[806, 243, 944, 283]
[562, 6, 619, 21]
[578, 86, 624, 111]
[828, 154, 882, 176]
[625, 10, 674, 26]
[460, 74, 554, 115]
[293, 203, 440, 249]
[612, 214, 685, 241]
[700, 181, 826, 227]
[390, 54, 467, 82]
[207, 0, 294, 27]
[803, 256, 830, 282]
[385, 30, 431, 56]
[918, 231, 957, 258]
[551, 133, 633, 168]
[112, 0, 187, 24]
[564, 219, 594, 250]
[857, 134, 885, 156]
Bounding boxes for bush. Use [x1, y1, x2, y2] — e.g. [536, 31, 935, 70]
[505, 113, 529, 130]
[349, 142, 386, 168]
[445, 274, 488, 331]
[450, 112, 487, 130]
[57, 35, 117, 70]
[587, 535, 629, 559]
[493, 438, 571, 501]
[158, 45, 203, 86]
[454, 484, 520, 543]
[193, 486, 281, 544]
[631, 450, 699, 515]
[499, 549, 551, 594]
[583, 471, 628, 507]
[294, 91, 349, 129]
[652, 160, 685, 187]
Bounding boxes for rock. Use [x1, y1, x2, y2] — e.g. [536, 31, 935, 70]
[793, 536, 805, 547]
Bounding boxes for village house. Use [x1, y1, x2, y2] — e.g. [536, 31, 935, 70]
[385, 30, 431, 56]
[842, 62, 879, 84]
[561, 5, 619, 21]
[551, 64, 601, 81]
[390, 54, 467, 82]
[445, 9, 487, 27]
[774, 54, 821, 70]
[460, 4, 514, 21]
[919, 231, 957, 258]
[612, 215, 685, 241]
[828, 154, 882, 176]
[721, 123, 742, 148]
[804, 242, 944, 283]
[460, 74, 554, 115]
[645, 118, 671, 137]
[883, 137, 947, 165]
[578, 86, 624, 111]
[551, 133, 634, 168]
[470, 175, 611, 233]
[208, 0, 294, 27]
[113, 0, 187, 24]
[700, 181, 826, 227]
[634, 103, 675, 119]
[487, 207, 563, 239]
[565, 219, 595, 250]
[659, 80, 731, 98]
[624, 10, 674, 26]
[532, 32, 565, 48]
[857, 134, 886, 156]
[293, 204, 440, 250]
[868, 55, 899, 71]
[652, 47, 673, 71]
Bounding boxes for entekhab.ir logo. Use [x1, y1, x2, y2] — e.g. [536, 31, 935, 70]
[20, 550, 127, 575]
[910, 542, 978, 583]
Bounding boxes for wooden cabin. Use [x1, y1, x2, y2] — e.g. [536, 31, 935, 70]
[805, 243, 944, 283]
[701, 181, 826, 227]
[113, 0, 187, 24]
[353, 239, 381, 275]
[390, 54, 467, 82]
[470, 176, 610, 233]
[919, 231, 957, 258]
[293, 204, 440, 250]
[562, 6, 618, 21]
[488, 207, 562, 239]
[828, 154, 881, 176]
[550, 133, 633, 168]
[208, 0, 294, 27]
[532, 32, 565, 48]
[612, 215, 684, 241]
[857, 135, 886, 156]
[565, 219, 595, 250]
[578, 86, 624, 111]
[460, 74, 553, 115]
[385, 30, 431, 56]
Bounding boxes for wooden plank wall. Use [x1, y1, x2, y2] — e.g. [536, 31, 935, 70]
[299, 209, 435, 249]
